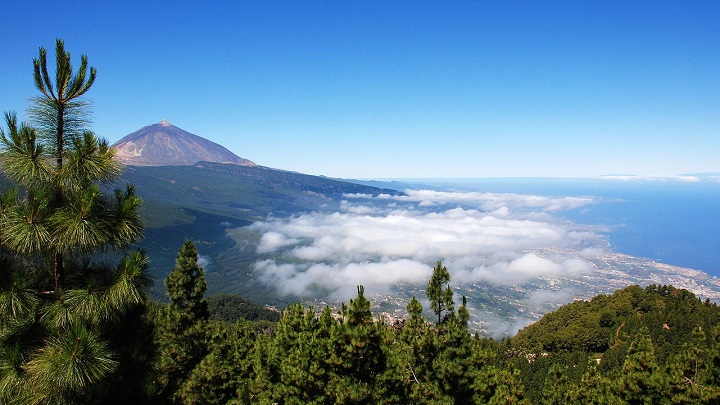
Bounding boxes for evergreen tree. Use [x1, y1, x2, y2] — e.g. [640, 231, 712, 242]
[378, 295, 445, 403]
[432, 316, 475, 402]
[253, 303, 333, 404]
[155, 240, 209, 402]
[327, 286, 385, 403]
[567, 358, 621, 404]
[177, 321, 257, 405]
[27, 39, 113, 294]
[665, 326, 720, 403]
[541, 363, 571, 404]
[615, 331, 663, 404]
[426, 260, 454, 324]
[709, 325, 720, 389]
[407, 295, 424, 326]
[457, 295, 470, 327]
[0, 39, 149, 404]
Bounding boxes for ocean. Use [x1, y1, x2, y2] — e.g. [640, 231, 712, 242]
[402, 177, 720, 278]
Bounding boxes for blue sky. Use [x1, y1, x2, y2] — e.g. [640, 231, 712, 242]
[1, 1, 718, 179]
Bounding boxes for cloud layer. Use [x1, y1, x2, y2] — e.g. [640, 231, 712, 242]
[247, 190, 606, 304]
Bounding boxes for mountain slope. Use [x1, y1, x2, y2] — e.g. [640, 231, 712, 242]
[511, 284, 720, 357]
[114, 162, 400, 300]
[112, 120, 255, 166]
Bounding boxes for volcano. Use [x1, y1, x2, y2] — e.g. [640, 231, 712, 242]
[112, 120, 256, 166]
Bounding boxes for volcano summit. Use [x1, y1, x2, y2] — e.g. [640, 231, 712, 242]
[112, 120, 256, 166]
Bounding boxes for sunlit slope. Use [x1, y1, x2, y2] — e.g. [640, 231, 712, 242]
[115, 161, 399, 298]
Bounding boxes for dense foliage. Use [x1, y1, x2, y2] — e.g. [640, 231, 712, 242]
[158, 282, 720, 404]
[154, 240, 210, 402]
[509, 284, 720, 403]
[148, 248, 720, 404]
[207, 294, 280, 323]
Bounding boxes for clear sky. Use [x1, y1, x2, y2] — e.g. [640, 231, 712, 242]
[1, 1, 718, 179]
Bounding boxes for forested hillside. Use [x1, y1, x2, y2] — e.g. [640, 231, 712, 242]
[509, 284, 720, 403]
[207, 294, 281, 323]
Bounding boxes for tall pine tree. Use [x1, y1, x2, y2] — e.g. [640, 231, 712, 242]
[0, 39, 149, 404]
[426, 261, 454, 324]
[155, 240, 209, 402]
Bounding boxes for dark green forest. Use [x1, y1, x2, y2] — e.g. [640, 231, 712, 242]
[2, 40, 720, 404]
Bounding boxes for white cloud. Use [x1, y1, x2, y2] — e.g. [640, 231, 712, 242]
[527, 289, 574, 308]
[247, 190, 606, 303]
[256, 231, 299, 254]
[197, 254, 213, 271]
[448, 253, 592, 286]
[347, 189, 597, 212]
[253, 258, 430, 300]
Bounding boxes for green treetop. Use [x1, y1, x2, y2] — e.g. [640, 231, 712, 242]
[156, 240, 209, 402]
[426, 260, 454, 324]
[1, 39, 142, 295]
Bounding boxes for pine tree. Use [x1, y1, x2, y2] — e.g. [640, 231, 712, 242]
[665, 326, 720, 403]
[541, 363, 571, 404]
[255, 303, 333, 404]
[615, 331, 663, 404]
[27, 38, 112, 294]
[560, 358, 619, 404]
[0, 39, 149, 404]
[407, 295, 424, 326]
[155, 240, 209, 402]
[177, 321, 257, 405]
[327, 286, 385, 403]
[473, 365, 531, 404]
[426, 261, 454, 324]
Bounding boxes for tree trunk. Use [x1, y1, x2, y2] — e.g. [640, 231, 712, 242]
[53, 251, 63, 295]
[53, 102, 64, 294]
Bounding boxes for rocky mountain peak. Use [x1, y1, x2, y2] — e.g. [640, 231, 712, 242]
[112, 122, 256, 167]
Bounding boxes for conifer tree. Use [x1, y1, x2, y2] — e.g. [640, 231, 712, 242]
[615, 331, 663, 404]
[710, 325, 720, 388]
[155, 240, 209, 402]
[541, 363, 571, 404]
[665, 326, 720, 403]
[327, 286, 385, 403]
[0, 40, 149, 404]
[564, 358, 620, 404]
[254, 303, 332, 404]
[177, 321, 257, 405]
[426, 261, 454, 324]
[378, 295, 440, 403]
[407, 295, 424, 326]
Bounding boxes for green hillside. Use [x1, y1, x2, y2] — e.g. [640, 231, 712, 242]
[121, 162, 399, 226]
[511, 284, 720, 358]
[508, 284, 720, 403]
[114, 162, 400, 299]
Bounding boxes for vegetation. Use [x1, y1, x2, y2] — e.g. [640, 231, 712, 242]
[0, 39, 150, 404]
[207, 294, 280, 323]
[154, 240, 209, 402]
[150, 256, 720, 404]
[3, 39, 720, 405]
[509, 284, 720, 403]
[426, 260, 454, 324]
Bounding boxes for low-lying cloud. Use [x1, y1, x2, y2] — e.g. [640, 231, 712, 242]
[247, 190, 606, 309]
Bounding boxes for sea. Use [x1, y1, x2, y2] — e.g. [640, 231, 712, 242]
[396, 177, 720, 279]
